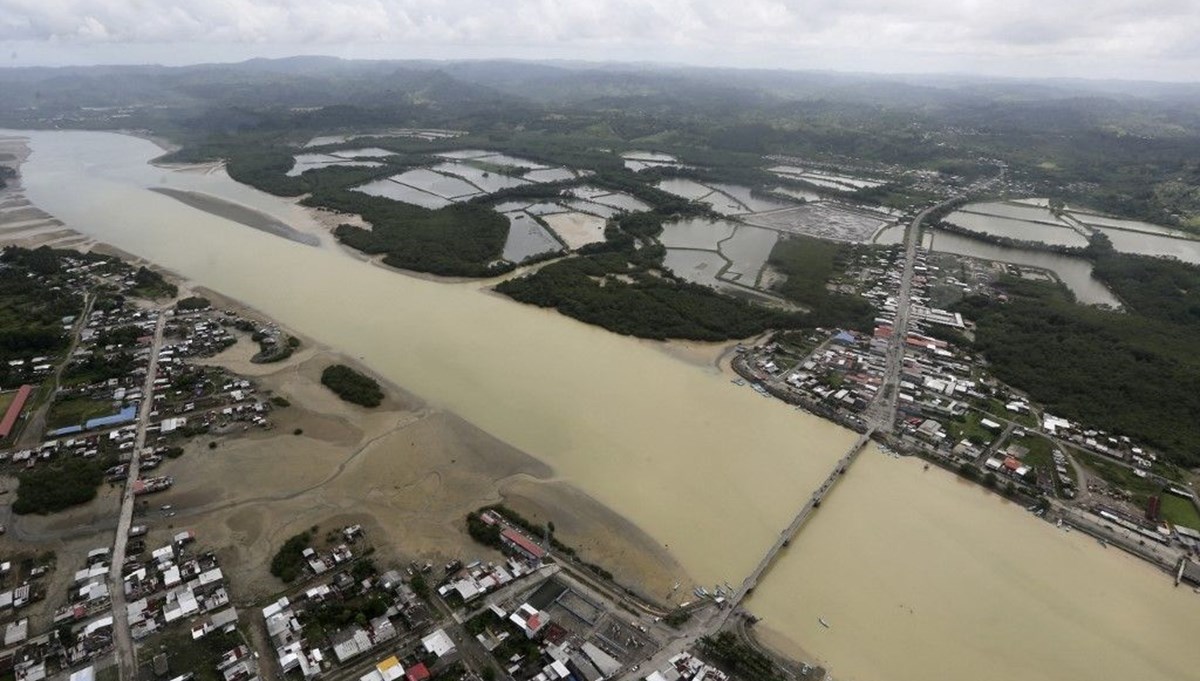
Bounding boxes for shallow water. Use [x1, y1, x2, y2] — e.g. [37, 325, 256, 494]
[12, 130, 1196, 681]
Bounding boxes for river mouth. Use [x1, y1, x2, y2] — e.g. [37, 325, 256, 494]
[7, 129, 1200, 681]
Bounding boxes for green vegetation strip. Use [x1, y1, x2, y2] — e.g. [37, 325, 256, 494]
[957, 263, 1200, 468]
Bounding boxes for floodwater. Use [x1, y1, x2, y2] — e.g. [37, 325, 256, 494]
[662, 249, 729, 290]
[656, 178, 714, 201]
[709, 183, 793, 214]
[524, 168, 577, 183]
[386, 169, 480, 200]
[431, 162, 529, 194]
[589, 192, 651, 213]
[927, 230, 1121, 307]
[352, 179, 450, 210]
[959, 200, 1061, 223]
[659, 218, 738, 250]
[285, 153, 382, 177]
[12, 130, 1200, 681]
[945, 210, 1088, 248]
[719, 225, 778, 284]
[501, 212, 561, 262]
[1095, 227, 1200, 265]
[954, 200, 1200, 264]
[749, 449, 1200, 681]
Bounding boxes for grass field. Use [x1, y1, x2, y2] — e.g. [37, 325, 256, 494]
[137, 626, 244, 681]
[1012, 434, 1075, 495]
[46, 396, 116, 430]
[0, 390, 15, 418]
[947, 411, 1000, 446]
[1075, 450, 1163, 506]
[1159, 494, 1200, 531]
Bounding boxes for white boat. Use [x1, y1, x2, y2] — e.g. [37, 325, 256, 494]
[819, 618, 830, 628]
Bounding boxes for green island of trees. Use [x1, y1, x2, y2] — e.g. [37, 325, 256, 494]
[269, 529, 314, 583]
[129, 266, 178, 299]
[320, 364, 384, 407]
[14, 456, 111, 515]
[175, 295, 211, 311]
[312, 189, 513, 278]
[496, 212, 804, 341]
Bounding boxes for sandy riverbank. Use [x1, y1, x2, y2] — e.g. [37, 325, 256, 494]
[148, 187, 320, 246]
[148, 337, 686, 603]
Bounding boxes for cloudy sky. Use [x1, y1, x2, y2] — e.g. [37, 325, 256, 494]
[0, 0, 1197, 81]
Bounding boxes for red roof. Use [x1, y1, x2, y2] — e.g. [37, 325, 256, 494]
[0, 385, 34, 439]
[501, 528, 545, 559]
[1002, 457, 1021, 471]
[406, 663, 430, 681]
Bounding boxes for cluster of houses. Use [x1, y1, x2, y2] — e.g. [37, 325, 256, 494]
[437, 558, 537, 605]
[642, 652, 729, 681]
[262, 571, 440, 679]
[470, 598, 627, 681]
[260, 526, 451, 679]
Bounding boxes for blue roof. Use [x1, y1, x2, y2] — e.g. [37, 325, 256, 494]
[85, 404, 138, 430]
[47, 425, 84, 437]
[833, 331, 856, 344]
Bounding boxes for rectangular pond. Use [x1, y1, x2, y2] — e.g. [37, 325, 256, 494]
[351, 179, 451, 209]
[659, 218, 739, 250]
[502, 212, 562, 262]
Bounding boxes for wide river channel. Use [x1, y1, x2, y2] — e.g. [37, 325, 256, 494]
[9, 131, 1200, 681]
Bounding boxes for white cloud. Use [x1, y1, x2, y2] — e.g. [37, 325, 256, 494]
[0, 0, 1196, 79]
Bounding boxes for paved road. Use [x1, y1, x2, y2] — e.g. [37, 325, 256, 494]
[869, 202, 932, 430]
[110, 310, 166, 681]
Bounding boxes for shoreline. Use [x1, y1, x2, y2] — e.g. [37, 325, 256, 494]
[0, 136, 694, 611]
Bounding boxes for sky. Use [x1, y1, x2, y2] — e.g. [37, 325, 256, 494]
[0, 0, 1197, 82]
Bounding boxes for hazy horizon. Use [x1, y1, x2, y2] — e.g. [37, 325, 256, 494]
[1, 0, 1198, 83]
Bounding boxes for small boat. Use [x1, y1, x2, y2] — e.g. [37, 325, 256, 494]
[1098, 538, 1108, 548]
[819, 618, 830, 629]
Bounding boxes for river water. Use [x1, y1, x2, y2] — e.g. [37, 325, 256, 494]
[10, 131, 1200, 681]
